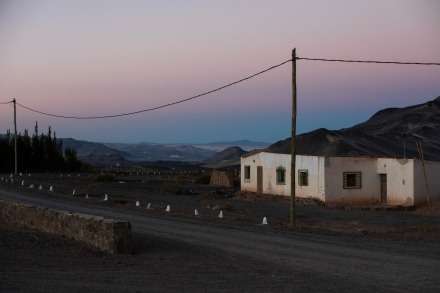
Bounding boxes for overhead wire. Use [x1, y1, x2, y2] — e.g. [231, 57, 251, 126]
[8, 55, 440, 120]
[296, 57, 440, 66]
[15, 59, 293, 120]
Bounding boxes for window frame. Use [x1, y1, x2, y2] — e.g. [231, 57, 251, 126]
[244, 165, 251, 182]
[276, 166, 286, 185]
[298, 169, 309, 186]
[343, 172, 362, 189]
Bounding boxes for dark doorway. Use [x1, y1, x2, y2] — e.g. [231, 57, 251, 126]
[380, 174, 387, 202]
[257, 166, 263, 194]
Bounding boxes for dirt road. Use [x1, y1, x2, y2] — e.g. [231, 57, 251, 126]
[1, 173, 440, 292]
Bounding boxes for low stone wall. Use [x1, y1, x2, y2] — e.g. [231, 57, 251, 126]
[210, 170, 234, 187]
[0, 200, 132, 254]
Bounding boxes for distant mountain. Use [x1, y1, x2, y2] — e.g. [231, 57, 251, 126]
[78, 154, 134, 166]
[27, 97, 440, 166]
[267, 96, 440, 161]
[201, 146, 247, 169]
[60, 138, 126, 156]
[59, 138, 132, 166]
[55, 138, 268, 166]
[193, 140, 270, 152]
[103, 142, 217, 162]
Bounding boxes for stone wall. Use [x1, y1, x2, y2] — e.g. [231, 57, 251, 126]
[0, 200, 132, 254]
[209, 170, 234, 187]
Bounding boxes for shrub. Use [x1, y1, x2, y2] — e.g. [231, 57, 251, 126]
[94, 174, 116, 182]
[163, 181, 181, 194]
[194, 174, 211, 185]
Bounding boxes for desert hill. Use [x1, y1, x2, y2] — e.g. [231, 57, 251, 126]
[61, 138, 127, 157]
[103, 142, 216, 162]
[267, 96, 440, 161]
[201, 146, 247, 169]
[57, 139, 263, 166]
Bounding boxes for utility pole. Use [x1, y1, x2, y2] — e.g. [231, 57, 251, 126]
[13, 98, 17, 175]
[402, 132, 406, 158]
[416, 142, 430, 204]
[290, 49, 297, 227]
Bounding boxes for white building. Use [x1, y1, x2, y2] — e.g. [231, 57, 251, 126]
[241, 152, 440, 207]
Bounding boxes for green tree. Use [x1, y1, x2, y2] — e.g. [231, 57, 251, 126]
[1, 123, 86, 172]
[16, 130, 32, 171]
[0, 130, 14, 172]
[64, 147, 83, 171]
[32, 122, 44, 170]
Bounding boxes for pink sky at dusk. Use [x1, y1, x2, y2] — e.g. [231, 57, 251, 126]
[0, 0, 439, 143]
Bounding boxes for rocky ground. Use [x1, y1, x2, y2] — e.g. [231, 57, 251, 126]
[1, 171, 440, 292]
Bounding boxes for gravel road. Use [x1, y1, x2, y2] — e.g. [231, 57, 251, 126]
[1, 173, 440, 292]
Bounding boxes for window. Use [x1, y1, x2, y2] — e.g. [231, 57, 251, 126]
[298, 170, 309, 186]
[343, 172, 361, 189]
[244, 165, 251, 182]
[276, 166, 286, 185]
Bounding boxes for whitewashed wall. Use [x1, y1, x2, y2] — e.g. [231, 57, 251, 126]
[413, 159, 440, 206]
[324, 157, 379, 205]
[241, 153, 262, 193]
[377, 158, 414, 206]
[241, 152, 325, 200]
[259, 153, 291, 196]
[241, 152, 440, 207]
[241, 152, 292, 196]
[296, 155, 326, 201]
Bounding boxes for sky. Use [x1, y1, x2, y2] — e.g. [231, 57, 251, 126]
[0, 0, 439, 144]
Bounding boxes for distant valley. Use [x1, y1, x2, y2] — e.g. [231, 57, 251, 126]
[59, 139, 270, 166]
[56, 96, 440, 166]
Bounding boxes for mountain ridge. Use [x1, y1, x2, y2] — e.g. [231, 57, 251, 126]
[50, 96, 440, 165]
[267, 96, 440, 161]
[57, 139, 267, 165]
[201, 146, 247, 169]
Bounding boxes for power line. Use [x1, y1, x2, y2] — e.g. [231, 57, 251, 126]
[9, 55, 440, 120]
[16, 59, 292, 120]
[296, 57, 440, 66]
[0, 100, 12, 105]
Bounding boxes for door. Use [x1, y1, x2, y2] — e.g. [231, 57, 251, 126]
[257, 166, 263, 194]
[380, 174, 387, 202]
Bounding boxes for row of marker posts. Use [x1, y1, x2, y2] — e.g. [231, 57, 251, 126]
[1, 176, 54, 191]
[81, 191, 269, 224]
[2, 174, 269, 225]
[152, 202, 268, 224]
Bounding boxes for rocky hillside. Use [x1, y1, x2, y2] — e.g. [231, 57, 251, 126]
[267, 96, 440, 161]
[103, 142, 217, 162]
[58, 139, 255, 166]
[201, 146, 247, 169]
[193, 140, 270, 152]
[60, 138, 126, 157]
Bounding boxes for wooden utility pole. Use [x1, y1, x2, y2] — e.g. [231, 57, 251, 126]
[290, 49, 297, 227]
[13, 98, 17, 175]
[416, 142, 430, 204]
